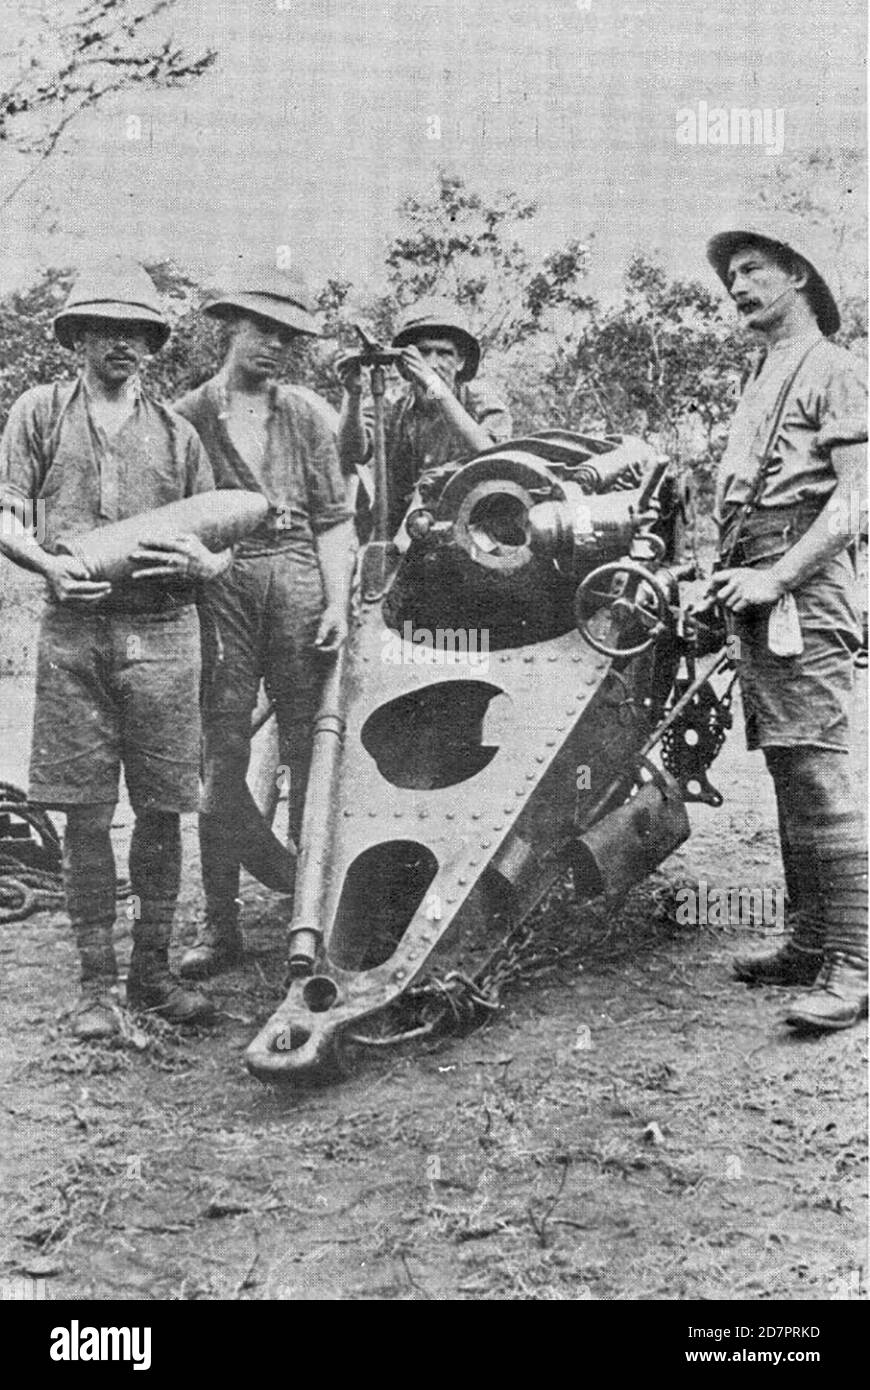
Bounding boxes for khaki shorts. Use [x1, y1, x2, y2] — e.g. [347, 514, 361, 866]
[734, 576, 860, 753]
[29, 604, 201, 811]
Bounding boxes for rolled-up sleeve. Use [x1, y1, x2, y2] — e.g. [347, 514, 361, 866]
[815, 356, 868, 455]
[301, 403, 353, 533]
[464, 380, 513, 444]
[0, 390, 45, 506]
[362, 380, 512, 456]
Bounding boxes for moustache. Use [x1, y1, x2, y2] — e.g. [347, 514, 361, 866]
[736, 285, 795, 317]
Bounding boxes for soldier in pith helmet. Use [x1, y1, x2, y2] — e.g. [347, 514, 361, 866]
[0, 255, 232, 1038]
[705, 219, 867, 1032]
[337, 295, 513, 538]
[173, 257, 355, 981]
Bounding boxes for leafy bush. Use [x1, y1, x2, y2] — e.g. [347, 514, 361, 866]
[2, 167, 865, 677]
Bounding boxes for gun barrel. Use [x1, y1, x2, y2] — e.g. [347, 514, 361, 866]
[286, 654, 347, 977]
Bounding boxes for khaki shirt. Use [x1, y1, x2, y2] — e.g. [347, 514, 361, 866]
[175, 375, 351, 559]
[716, 330, 867, 520]
[0, 375, 214, 552]
[716, 330, 866, 638]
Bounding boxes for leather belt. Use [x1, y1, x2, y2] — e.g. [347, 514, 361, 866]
[721, 503, 823, 568]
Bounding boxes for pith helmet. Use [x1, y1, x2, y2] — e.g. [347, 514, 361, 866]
[202, 259, 321, 337]
[54, 256, 170, 351]
[392, 298, 481, 381]
[706, 219, 841, 337]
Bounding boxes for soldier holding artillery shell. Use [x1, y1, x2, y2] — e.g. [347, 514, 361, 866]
[0, 256, 232, 1039]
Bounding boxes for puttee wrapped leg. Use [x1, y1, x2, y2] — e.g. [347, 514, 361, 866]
[62, 809, 122, 1039]
[126, 812, 213, 1023]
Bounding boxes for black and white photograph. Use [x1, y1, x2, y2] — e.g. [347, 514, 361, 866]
[0, 0, 866, 1320]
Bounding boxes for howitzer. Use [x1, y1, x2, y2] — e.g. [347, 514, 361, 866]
[244, 424, 732, 1083]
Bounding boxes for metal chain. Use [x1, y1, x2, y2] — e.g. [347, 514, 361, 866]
[349, 908, 548, 1048]
[473, 918, 540, 1002]
[350, 669, 739, 1049]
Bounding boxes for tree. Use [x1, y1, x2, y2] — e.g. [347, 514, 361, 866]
[0, 0, 217, 208]
[528, 255, 757, 504]
[373, 169, 595, 355]
[0, 264, 75, 412]
[300, 169, 598, 418]
[575, 256, 752, 437]
[1, 163, 862, 511]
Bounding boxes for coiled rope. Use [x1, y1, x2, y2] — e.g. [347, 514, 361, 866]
[0, 781, 64, 922]
[0, 782, 130, 923]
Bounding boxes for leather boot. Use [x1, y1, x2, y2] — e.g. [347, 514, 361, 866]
[73, 932, 122, 1040]
[180, 913, 244, 980]
[127, 898, 214, 1024]
[786, 843, 867, 1033]
[785, 953, 868, 1032]
[733, 936, 823, 986]
[733, 847, 823, 985]
[73, 975, 123, 1041]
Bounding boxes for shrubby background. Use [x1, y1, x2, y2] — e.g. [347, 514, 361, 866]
[1, 159, 866, 676]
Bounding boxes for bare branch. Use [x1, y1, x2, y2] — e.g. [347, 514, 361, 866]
[0, 0, 217, 207]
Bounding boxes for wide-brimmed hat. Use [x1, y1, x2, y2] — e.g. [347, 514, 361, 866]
[392, 298, 481, 381]
[54, 256, 170, 351]
[202, 260, 321, 337]
[706, 220, 840, 337]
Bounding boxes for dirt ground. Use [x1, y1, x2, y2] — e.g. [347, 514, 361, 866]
[0, 663, 866, 1303]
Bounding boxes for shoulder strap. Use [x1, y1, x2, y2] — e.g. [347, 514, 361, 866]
[722, 338, 823, 565]
[43, 378, 82, 470]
